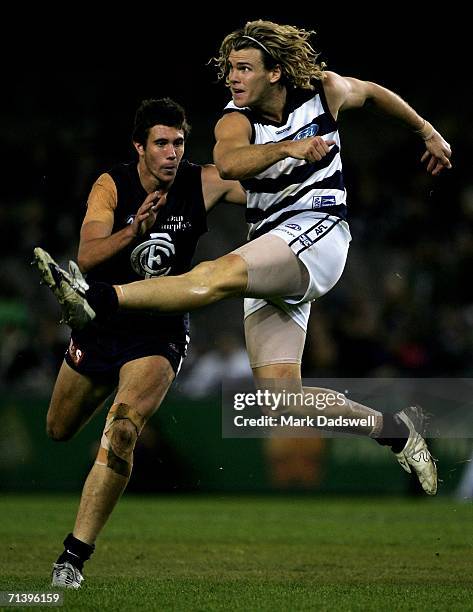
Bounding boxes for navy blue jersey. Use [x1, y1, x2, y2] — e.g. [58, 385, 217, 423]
[85, 159, 207, 340]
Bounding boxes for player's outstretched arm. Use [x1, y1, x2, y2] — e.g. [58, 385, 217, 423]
[324, 70, 452, 175]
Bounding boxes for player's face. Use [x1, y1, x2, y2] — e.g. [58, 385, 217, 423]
[139, 125, 185, 184]
[227, 48, 279, 109]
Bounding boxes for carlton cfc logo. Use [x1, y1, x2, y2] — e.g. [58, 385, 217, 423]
[130, 232, 176, 278]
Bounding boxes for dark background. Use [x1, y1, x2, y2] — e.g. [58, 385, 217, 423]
[1, 9, 472, 389]
[4, 10, 469, 201]
[1, 9, 472, 497]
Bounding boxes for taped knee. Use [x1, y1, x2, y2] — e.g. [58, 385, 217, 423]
[95, 402, 145, 477]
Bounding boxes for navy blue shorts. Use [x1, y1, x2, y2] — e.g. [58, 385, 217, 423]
[64, 326, 188, 383]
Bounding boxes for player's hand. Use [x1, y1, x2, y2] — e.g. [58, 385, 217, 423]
[420, 132, 452, 176]
[287, 136, 336, 163]
[131, 190, 167, 237]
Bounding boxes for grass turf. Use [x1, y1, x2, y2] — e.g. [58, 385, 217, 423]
[0, 495, 471, 611]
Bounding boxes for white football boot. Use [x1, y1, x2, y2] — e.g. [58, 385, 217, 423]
[51, 561, 84, 589]
[395, 406, 437, 495]
[33, 247, 95, 329]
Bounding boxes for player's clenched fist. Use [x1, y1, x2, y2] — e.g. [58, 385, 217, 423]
[285, 136, 336, 163]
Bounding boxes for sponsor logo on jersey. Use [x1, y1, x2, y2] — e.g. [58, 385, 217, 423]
[275, 125, 292, 135]
[293, 123, 319, 140]
[285, 223, 302, 231]
[278, 228, 296, 238]
[159, 215, 192, 231]
[298, 234, 314, 248]
[127, 214, 191, 231]
[312, 195, 336, 208]
[131, 232, 176, 278]
[313, 223, 328, 236]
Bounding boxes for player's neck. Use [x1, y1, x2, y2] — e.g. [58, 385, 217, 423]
[257, 85, 287, 124]
[137, 162, 172, 194]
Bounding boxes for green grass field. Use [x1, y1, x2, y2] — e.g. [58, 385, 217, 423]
[0, 495, 471, 611]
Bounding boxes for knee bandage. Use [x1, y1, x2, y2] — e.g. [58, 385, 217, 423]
[95, 402, 145, 477]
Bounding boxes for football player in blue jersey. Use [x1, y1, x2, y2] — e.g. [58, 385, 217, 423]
[35, 97, 246, 588]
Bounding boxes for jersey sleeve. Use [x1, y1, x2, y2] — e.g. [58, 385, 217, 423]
[83, 173, 117, 224]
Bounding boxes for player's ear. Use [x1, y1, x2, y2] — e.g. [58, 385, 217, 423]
[269, 65, 282, 84]
[133, 141, 144, 156]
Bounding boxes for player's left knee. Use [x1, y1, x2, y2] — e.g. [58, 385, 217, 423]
[108, 419, 138, 456]
[95, 402, 146, 478]
[214, 254, 248, 296]
[190, 255, 247, 300]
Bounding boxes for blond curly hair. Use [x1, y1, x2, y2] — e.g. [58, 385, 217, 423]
[213, 20, 326, 90]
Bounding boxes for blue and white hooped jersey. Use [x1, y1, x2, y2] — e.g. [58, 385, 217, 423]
[223, 81, 347, 239]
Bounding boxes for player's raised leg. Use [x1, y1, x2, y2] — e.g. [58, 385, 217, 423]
[34, 248, 249, 329]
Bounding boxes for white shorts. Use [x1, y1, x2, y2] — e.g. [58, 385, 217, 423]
[241, 212, 351, 331]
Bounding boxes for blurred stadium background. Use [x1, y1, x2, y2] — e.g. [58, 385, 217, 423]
[1, 9, 472, 609]
[0, 7, 473, 610]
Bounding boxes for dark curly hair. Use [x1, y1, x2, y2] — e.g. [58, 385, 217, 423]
[132, 98, 191, 145]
